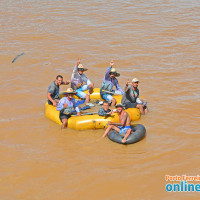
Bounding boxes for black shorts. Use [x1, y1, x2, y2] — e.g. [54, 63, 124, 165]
[124, 102, 138, 109]
[48, 100, 53, 105]
[59, 113, 71, 122]
[48, 99, 59, 105]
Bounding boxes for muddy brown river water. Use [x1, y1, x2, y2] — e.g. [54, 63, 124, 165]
[0, 0, 200, 199]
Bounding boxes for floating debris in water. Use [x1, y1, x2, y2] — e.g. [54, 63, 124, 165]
[12, 52, 25, 63]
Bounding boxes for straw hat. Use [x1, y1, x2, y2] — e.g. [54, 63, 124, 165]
[109, 68, 120, 77]
[78, 64, 88, 71]
[63, 88, 76, 95]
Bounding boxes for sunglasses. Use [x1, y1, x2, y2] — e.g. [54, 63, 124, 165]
[78, 68, 84, 71]
[110, 73, 116, 75]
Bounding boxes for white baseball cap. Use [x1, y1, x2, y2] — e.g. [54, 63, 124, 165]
[132, 78, 139, 83]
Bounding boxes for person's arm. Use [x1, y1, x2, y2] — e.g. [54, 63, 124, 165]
[109, 112, 127, 126]
[136, 97, 143, 104]
[120, 112, 128, 126]
[72, 99, 81, 116]
[56, 98, 66, 111]
[104, 60, 114, 80]
[106, 109, 113, 115]
[116, 82, 124, 95]
[71, 59, 81, 85]
[104, 67, 111, 81]
[82, 74, 90, 85]
[62, 80, 71, 85]
[47, 92, 57, 107]
[47, 84, 57, 106]
[108, 121, 121, 126]
[124, 80, 132, 92]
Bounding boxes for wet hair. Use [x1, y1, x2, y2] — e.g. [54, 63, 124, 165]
[56, 75, 63, 80]
[103, 101, 109, 105]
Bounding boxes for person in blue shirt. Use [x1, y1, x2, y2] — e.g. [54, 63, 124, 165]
[57, 88, 81, 129]
[100, 60, 124, 106]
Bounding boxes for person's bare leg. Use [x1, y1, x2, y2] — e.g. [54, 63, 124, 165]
[88, 83, 94, 94]
[111, 98, 116, 106]
[137, 104, 144, 115]
[102, 125, 121, 138]
[85, 94, 90, 103]
[111, 125, 120, 133]
[103, 125, 114, 138]
[144, 106, 148, 114]
[122, 129, 132, 143]
[61, 119, 68, 129]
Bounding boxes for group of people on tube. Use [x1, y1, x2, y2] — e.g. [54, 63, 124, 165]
[47, 59, 148, 143]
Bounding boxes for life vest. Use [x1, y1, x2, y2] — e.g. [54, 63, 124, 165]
[100, 80, 114, 96]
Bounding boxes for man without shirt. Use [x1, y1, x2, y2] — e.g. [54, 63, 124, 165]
[102, 103, 132, 143]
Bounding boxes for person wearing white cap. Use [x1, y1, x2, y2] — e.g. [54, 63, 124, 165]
[121, 78, 148, 114]
[100, 60, 124, 106]
[102, 103, 132, 143]
[71, 59, 94, 102]
[56, 88, 81, 129]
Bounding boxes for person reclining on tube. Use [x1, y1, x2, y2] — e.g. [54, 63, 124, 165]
[98, 101, 114, 116]
[71, 59, 94, 103]
[121, 78, 148, 115]
[47, 75, 71, 107]
[100, 60, 124, 106]
[102, 103, 132, 143]
[56, 88, 81, 129]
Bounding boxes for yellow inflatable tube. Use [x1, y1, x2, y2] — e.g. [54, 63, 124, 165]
[60, 88, 145, 103]
[45, 88, 141, 130]
[45, 102, 140, 130]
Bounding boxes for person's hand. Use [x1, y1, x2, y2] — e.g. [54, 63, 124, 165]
[110, 110, 114, 115]
[77, 59, 81, 66]
[66, 80, 71, 85]
[122, 138, 126, 143]
[53, 101, 57, 107]
[63, 103, 68, 108]
[77, 112, 81, 116]
[126, 79, 132, 86]
[77, 83, 82, 88]
[110, 60, 114, 67]
[107, 110, 113, 115]
[108, 121, 113, 125]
